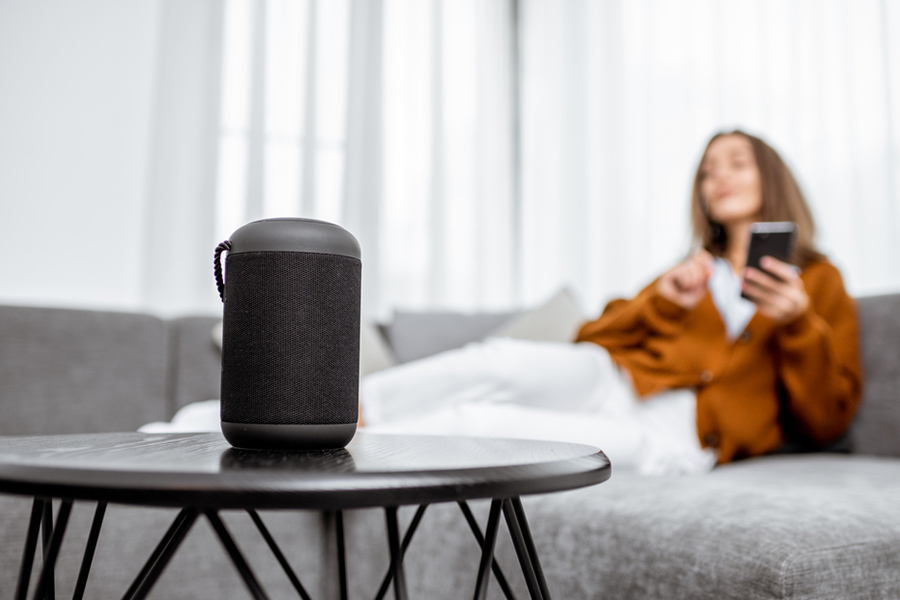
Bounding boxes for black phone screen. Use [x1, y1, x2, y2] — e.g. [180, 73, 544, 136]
[741, 222, 796, 300]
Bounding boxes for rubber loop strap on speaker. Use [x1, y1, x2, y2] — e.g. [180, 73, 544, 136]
[214, 240, 232, 303]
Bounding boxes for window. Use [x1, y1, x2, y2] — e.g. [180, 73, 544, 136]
[215, 0, 351, 243]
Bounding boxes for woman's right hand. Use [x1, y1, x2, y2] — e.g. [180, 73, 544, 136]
[656, 249, 714, 310]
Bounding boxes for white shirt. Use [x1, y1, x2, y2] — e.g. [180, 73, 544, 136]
[708, 257, 757, 340]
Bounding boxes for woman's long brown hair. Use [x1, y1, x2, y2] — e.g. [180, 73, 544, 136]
[690, 130, 824, 267]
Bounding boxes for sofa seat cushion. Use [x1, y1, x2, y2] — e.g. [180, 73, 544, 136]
[338, 454, 900, 600]
[521, 454, 900, 600]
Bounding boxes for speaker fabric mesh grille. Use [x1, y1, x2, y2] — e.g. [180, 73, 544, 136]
[221, 251, 361, 425]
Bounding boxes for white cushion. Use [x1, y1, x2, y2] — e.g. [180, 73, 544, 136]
[359, 321, 397, 376]
[492, 288, 586, 343]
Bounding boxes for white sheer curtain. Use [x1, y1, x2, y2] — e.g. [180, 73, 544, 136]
[520, 0, 900, 313]
[209, 0, 900, 320]
[378, 0, 517, 315]
[213, 0, 516, 319]
[215, 0, 353, 243]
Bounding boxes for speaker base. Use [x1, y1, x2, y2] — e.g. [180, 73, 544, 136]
[221, 422, 357, 451]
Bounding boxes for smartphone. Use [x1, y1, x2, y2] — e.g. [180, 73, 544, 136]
[741, 221, 797, 300]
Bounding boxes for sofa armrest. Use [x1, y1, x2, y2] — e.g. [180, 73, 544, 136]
[852, 293, 900, 457]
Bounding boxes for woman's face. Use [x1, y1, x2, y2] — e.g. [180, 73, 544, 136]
[699, 134, 763, 227]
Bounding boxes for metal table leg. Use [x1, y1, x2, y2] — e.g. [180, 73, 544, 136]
[32, 499, 73, 600]
[384, 506, 409, 600]
[41, 500, 56, 600]
[12, 495, 557, 600]
[510, 498, 550, 600]
[502, 498, 549, 600]
[15, 498, 46, 600]
[471, 500, 503, 600]
[73, 501, 108, 600]
[206, 511, 269, 600]
[336, 510, 348, 600]
[247, 509, 313, 600]
[121, 508, 199, 600]
[374, 504, 428, 600]
[458, 501, 517, 600]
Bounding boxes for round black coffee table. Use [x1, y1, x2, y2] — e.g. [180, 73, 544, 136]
[0, 431, 610, 600]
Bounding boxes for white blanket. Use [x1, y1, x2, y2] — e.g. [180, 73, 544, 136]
[362, 338, 716, 476]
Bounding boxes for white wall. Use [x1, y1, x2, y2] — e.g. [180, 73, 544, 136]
[0, 0, 160, 311]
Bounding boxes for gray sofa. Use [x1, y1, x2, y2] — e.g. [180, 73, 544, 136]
[2, 294, 900, 599]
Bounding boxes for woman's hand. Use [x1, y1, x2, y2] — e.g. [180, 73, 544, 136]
[742, 257, 809, 323]
[657, 250, 714, 310]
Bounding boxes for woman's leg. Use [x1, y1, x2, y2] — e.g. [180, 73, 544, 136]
[361, 338, 631, 424]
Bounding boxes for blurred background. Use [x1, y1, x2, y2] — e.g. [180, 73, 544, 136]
[1, 0, 898, 320]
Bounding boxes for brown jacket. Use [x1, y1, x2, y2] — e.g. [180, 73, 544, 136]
[575, 260, 862, 464]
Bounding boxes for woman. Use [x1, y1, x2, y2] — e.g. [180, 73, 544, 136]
[577, 131, 861, 464]
[362, 131, 862, 474]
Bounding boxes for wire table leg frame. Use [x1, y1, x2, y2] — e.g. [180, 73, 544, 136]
[13, 496, 557, 600]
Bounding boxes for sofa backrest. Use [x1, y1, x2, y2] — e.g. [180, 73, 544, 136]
[852, 293, 900, 457]
[2, 294, 899, 455]
[0, 305, 169, 435]
[168, 315, 222, 413]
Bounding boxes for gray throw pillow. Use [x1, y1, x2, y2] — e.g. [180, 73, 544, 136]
[384, 311, 518, 364]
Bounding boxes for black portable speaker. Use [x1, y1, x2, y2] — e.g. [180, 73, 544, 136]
[214, 218, 361, 450]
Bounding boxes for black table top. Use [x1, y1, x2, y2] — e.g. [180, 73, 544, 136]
[0, 432, 610, 509]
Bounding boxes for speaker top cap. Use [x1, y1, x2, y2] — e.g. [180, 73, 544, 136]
[228, 218, 361, 258]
